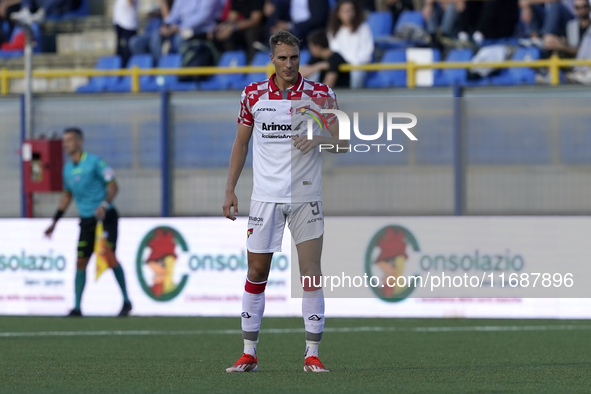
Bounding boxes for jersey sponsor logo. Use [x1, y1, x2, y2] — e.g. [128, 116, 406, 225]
[261, 123, 291, 131]
[256, 107, 277, 112]
[249, 217, 264, 226]
[261, 134, 293, 139]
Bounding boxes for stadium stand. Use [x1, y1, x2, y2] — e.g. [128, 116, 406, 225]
[0, 0, 590, 94]
[200, 50, 246, 91]
[76, 55, 121, 92]
[365, 49, 406, 88]
[434, 48, 474, 86]
[143, 54, 198, 92]
[489, 47, 541, 86]
[108, 54, 153, 92]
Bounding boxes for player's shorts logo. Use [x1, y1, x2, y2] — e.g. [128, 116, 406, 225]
[247, 228, 254, 238]
[136, 226, 189, 302]
[365, 225, 420, 303]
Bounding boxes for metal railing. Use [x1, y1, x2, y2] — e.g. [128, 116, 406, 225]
[2, 55, 591, 95]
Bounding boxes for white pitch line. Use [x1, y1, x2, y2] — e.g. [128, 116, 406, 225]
[1, 325, 591, 338]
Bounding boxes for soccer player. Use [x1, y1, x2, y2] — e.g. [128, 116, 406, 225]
[223, 30, 348, 373]
[44, 127, 132, 317]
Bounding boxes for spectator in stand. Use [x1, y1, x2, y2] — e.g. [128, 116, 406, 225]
[154, 0, 223, 62]
[130, 0, 223, 63]
[568, 0, 591, 82]
[375, 0, 415, 25]
[212, 0, 265, 61]
[301, 29, 350, 88]
[543, 0, 590, 55]
[327, 0, 373, 89]
[10, 0, 77, 23]
[129, 0, 173, 60]
[268, 0, 330, 42]
[421, 0, 460, 39]
[454, 0, 519, 46]
[0, 0, 21, 45]
[520, 0, 575, 47]
[113, 0, 137, 67]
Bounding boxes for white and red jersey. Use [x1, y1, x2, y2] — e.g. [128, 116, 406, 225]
[237, 73, 338, 203]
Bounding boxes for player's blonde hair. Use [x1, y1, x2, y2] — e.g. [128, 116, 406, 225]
[269, 30, 301, 54]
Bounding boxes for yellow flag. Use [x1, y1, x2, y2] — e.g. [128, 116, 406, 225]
[94, 221, 117, 280]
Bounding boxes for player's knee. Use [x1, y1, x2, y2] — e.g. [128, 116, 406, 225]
[76, 258, 90, 270]
[300, 261, 322, 278]
[247, 265, 269, 282]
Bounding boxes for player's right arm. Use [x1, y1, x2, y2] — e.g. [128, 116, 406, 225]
[223, 123, 253, 221]
[44, 190, 72, 238]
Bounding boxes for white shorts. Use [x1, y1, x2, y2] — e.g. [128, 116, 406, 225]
[246, 200, 324, 253]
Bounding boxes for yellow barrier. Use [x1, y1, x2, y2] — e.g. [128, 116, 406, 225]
[1, 55, 590, 95]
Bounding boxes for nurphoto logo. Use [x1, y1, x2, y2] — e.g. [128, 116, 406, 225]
[298, 106, 418, 153]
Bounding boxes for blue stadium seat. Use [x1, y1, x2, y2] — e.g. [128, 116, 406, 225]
[77, 56, 122, 93]
[142, 54, 198, 91]
[394, 11, 425, 31]
[199, 50, 247, 90]
[365, 49, 406, 88]
[434, 48, 473, 86]
[490, 47, 540, 86]
[108, 54, 154, 92]
[367, 12, 393, 42]
[236, 51, 271, 89]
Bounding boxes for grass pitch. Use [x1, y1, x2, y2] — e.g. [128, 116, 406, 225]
[1, 317, 590, 393]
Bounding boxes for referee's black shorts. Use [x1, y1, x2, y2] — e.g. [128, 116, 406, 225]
[78, 208, 119, 259]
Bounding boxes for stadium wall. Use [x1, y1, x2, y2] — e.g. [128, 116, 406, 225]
[1, 87, 591, 218]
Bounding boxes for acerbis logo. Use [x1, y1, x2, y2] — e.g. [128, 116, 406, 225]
[257, 107, 276, 112]
[308, 314, 321, 321]
[241, 312, 251, 318]
[365, 225, 420, 302]
[136, 226, 189, 302]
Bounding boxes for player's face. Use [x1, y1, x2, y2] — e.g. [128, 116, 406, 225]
[271, 44, 300, 85]
[62, 132, 82, 156]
